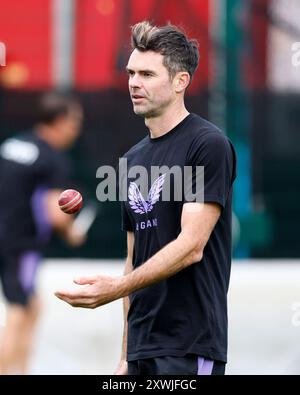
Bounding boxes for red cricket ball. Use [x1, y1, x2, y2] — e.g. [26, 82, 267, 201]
[58, 189, 83, 214]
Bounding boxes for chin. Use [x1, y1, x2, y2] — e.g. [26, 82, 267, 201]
[134, 107, 159, 118]
[133, 107, 147, 117]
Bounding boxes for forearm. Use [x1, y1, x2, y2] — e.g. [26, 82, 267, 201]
[119, 233, 201, 297]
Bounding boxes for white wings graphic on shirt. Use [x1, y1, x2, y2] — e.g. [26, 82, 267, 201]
[128, 174, 166, 214]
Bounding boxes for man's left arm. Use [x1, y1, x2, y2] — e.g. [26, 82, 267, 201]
[55, 202, 220, 308]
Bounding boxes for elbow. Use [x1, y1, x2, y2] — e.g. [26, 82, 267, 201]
[177, 232, 204, 268]
[183, 245, 203, 268]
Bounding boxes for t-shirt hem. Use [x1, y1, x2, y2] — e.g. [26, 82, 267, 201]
[184, 194, 225, 208]
[121, 225, 133, 232]
[204, 194, 225, 209]
[127, 346, 227, 363]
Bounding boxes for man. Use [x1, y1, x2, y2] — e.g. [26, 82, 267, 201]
[55, 21, 236, 375]
[0, 92, 85, 374]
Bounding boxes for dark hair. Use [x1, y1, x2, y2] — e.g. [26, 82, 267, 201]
[131, 21, 199, 80]
[37, 92, 80, 125]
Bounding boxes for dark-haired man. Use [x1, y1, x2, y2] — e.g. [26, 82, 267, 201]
[0, 93, 84, 374]
[56, 21, 236, 376]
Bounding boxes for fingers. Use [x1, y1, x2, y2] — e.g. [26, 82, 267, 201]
[54, 276, 94, 306]
[73, 274, 112, 285]
[114, 361, 128, 375]
[55, 274, 114, 308]
[54, 291, 74, 305]
[73, 276, 98, 285]
[54, 290, 83, 302]
[54, 290, 94, 308]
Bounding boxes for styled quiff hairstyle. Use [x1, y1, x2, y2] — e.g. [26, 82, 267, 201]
[131, 21, 199, 81]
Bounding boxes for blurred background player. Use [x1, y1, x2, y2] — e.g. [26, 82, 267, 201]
[0, 92, 85, 374]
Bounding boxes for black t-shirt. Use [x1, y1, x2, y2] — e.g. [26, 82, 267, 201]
[121, 113, 237, 363]
[0, 131, 70, 253]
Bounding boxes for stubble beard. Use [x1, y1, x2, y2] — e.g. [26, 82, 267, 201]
[133, 97, 171, 119]
[133, 102, 161, 119]
[134, 108, 161, 118]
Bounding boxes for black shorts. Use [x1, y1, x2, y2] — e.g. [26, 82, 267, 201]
[128, 355, 226, 375]
[0, 250, 41, 306]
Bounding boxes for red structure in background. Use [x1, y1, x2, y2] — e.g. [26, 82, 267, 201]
[74, 0, 125, 90]
[74, 0, 210, 94]
[0, 0, 210, 93]
[244, 0, 269, 90]
[0, 0, 51, 89]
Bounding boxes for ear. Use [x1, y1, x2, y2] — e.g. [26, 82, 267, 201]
[174, 72, 190, 93]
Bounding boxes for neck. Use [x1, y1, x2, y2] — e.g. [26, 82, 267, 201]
[145, 104, 190, 139]
[35, 125, 62, 150]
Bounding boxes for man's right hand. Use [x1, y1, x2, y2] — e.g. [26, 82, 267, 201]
[114, 360, 128, 375]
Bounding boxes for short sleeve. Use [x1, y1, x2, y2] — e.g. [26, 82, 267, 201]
[185, 132, 236, 208]
[121, 202, 134, 231]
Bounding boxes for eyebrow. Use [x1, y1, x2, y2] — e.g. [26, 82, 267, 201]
[126, 67, 156, 74]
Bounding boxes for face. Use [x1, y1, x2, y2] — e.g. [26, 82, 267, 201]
[54, 104, 83, 149]
[126, 50, 176, 118]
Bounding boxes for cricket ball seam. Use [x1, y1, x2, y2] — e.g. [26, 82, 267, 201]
[62, 196, 83, 213]
[59, 193, 81, 210]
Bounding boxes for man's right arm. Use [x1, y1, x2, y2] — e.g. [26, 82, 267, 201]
[114, 231, 134, 375]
